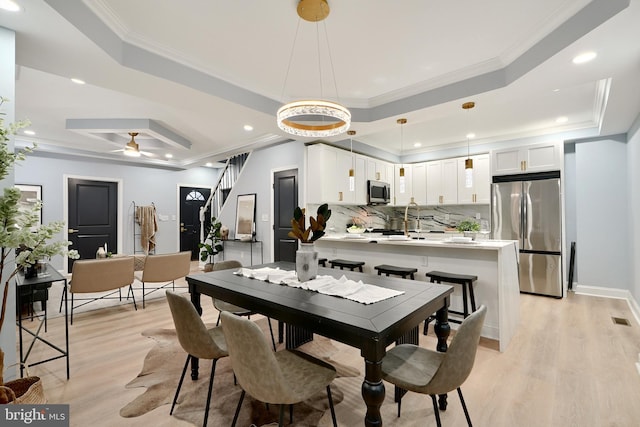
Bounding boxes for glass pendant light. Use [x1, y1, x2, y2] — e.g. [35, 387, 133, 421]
[397, 118, 407, 194]
[462, 102, 475, 188]
[347, 130, 356, 191]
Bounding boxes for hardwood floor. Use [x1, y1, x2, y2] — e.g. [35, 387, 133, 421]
[17, 286, 640, 427]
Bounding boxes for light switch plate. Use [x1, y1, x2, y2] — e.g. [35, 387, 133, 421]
[262, 214, 269, 221]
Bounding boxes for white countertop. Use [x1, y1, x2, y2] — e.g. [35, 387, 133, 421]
[319, 234, 516, 250]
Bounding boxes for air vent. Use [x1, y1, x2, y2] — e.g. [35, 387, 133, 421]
[612, 316, 631, 326]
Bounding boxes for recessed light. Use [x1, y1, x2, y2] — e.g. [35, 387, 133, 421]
[205, 162, 213, 167]
[0, 0, 20, 12]
[165, 153, 173, 159]
[23, 130, 35, 136]
[243, 124, 253, 132]
[466, 133, 475, 139]
[413, 142, 422, 148]
[556, 116, 568, 124]
[71, 78, 86, 85]
[572, 51, 597, 64]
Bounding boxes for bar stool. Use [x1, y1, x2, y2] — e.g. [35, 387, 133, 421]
[374, 264, 418, 280]
[329, 259, 365, 272]
[318, 258, 327, 267]
[423, 270, 478, 335]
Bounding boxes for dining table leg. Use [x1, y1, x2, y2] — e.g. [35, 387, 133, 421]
[362, 359, 385, 427]
[434, 301, 451, 410]
[189, 289, 202, 380]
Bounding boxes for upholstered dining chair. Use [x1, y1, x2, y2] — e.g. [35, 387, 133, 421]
[381, 305, 487, 427]
[135, 251, 191, 308]
[210, 260, 276, 351]
[165, 290, 228, 427]
[220, 311, 338, 427]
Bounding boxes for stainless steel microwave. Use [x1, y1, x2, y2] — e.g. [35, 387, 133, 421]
[367, 180, 391, 205]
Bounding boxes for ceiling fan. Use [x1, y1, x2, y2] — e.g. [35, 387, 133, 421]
[111, 132, 157, 158]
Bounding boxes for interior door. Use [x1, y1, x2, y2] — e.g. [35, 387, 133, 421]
[67, 178, 118, 272]
[179, 186, 211, 260]
[273, 169, 298, 262]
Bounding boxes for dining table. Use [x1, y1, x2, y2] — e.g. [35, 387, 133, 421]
[185, 261, 453, 427]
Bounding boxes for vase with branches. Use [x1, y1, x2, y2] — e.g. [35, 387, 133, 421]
[0, 97, 76, 403]
[288, 203, 331, 282]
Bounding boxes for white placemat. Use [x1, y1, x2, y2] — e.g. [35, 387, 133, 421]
[234, 267, 404, 304]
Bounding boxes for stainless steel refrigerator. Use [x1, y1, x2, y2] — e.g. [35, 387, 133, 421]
[491, 171, 563, 298]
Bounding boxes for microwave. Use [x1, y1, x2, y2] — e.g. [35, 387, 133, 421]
[367, 180, 391, 205]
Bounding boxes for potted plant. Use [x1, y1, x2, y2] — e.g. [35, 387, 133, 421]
[0, 97, 75, 403]
[288, 204, 331, 282]
[456, 219, 481, 239]
[198, 216, 224, 272]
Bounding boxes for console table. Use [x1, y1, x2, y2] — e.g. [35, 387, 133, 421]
[220, 239, 263, 265]
[16, 264, 69, 379]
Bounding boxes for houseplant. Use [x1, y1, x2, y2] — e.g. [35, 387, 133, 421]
[456, 218, 481, 239]
[198, 216, 224, 272]
[288, 204, 331, 281]
[0, 97, 75, 403]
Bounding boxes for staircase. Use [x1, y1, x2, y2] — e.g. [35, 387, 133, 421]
[199, 152, 250, 241]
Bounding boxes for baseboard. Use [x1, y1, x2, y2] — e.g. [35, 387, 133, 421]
[573, 284, 640, 327]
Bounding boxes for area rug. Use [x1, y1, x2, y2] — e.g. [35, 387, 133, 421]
[120, 318, 360, 426]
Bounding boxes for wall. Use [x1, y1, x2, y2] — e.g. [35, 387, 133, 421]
[16, 155, 220, 269]
[216, 140, 306, 264]
[575, 136, 629, 290]
[628, 115, 640, 303]
[0, 26, 17, 380]
[563, 144, 578, 283]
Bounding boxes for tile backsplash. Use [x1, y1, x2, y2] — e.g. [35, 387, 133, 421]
[307, 203, 490, 233]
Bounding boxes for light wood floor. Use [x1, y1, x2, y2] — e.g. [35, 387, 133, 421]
[17, 286, 640, 427]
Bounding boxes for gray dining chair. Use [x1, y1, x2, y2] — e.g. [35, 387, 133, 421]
[381, 305, 487, 426]
[210, 260, 276, 351]
[220, 310, 338, 427]
[165, 290, 228, 427]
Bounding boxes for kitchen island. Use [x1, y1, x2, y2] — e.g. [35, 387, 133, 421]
[315, 234, 520, 351]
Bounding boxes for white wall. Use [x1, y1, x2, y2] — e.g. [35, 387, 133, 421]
[575, 137, 629, 289]
[16, 155, 220, 269]
[217, 140, 306, 264]
[563, 145, 577, 283]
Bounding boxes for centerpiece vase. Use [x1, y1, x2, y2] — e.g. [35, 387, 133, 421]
[296, 242, 318, 282]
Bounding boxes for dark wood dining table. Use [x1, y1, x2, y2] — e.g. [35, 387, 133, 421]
[186, 261, 453, 427]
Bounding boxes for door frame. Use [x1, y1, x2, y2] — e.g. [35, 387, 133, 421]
[63, 174, 124, 273]
[270, 165, 301, 263]
[176, 182, 214, 265]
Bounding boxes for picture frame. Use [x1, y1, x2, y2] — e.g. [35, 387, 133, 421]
[15, 184, 43, 230]
[235, 193, 256, 240]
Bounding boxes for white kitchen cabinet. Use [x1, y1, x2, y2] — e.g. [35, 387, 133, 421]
[366, 158, 393, 183]
[426, 158, 457, 205]
[491, 141, 563, 175]
[457, 154, 490, 204]
[307, 144, 366, 205]
[411, 162, 427, 205]
[393, 164, 413, 206]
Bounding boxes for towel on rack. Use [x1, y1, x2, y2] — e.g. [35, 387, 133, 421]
[135, 205, 158, 254]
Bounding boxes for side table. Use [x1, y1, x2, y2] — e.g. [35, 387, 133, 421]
[16, 264, 70, 379]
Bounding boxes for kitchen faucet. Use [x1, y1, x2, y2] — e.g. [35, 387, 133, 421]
[404, 197, 420, 237]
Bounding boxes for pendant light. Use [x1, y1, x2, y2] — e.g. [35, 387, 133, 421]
[276, 0, 351, 138]
[347, 130, 356, 191]
[124, 132, 141, 157]
[462, 102, 475, 188]
[397, 118, 407, 194]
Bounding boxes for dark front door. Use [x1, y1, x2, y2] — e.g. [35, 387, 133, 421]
[273, 169, 298, 262]
[67, 178, 118, 272]
[179, 186, 211, 260]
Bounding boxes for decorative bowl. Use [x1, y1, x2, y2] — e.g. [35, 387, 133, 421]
[347, 227, 365, 234]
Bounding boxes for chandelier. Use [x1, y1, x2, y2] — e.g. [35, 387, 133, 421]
[276, 0, 351, 138]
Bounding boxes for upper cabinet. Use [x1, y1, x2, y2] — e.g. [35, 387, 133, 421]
[426, 159, 457, 205]
[491, 142, 563, 175]
[457, 154, 490, 204]
[393, 164, 413, 206]
[307, 144, 366, 205]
